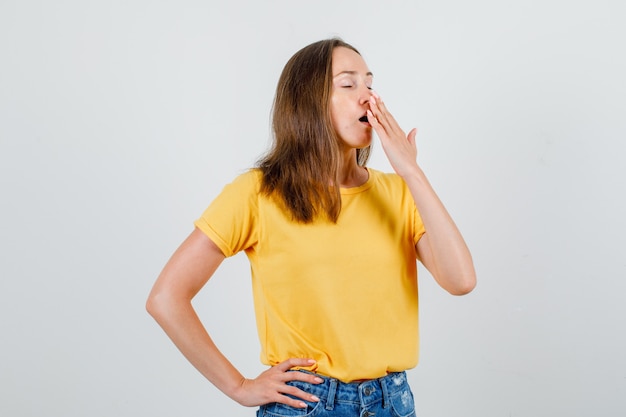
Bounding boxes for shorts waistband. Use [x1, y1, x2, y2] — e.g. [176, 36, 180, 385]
[290, 370, 409, 410]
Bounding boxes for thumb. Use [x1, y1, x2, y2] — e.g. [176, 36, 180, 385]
[407, 128, 418, 145]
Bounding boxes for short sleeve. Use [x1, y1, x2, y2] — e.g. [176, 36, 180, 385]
[193, 170, 260, 257]
[413, 203, 426, 247]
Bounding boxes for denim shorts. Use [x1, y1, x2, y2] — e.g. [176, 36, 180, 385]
[256, 371, 416, 417]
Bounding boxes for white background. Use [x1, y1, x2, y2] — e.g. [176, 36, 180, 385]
[1, 1, 625, 416]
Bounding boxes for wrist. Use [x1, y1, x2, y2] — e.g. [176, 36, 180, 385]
[227, 376, 249, 405]
[398, 163, 424, 182]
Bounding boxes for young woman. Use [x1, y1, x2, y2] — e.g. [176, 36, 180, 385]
[147, 38, 476, 417]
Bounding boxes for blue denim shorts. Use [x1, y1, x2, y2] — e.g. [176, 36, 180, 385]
[256, 371, 416, 417]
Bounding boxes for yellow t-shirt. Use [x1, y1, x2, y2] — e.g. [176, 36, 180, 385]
[194, 168, 425, 382]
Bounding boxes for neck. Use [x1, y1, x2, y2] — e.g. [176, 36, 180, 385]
[338, 149, 368, 188]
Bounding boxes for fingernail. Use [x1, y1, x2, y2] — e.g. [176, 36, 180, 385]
[314, 377, 324, 383]
[299, 402, 307, 408]
[311, 395, 320, 402]
[307, 359, 316, 364]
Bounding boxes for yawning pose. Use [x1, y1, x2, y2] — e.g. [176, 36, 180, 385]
[147, 38, 476, 417]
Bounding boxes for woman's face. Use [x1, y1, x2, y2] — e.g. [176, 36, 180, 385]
[329, 46, 374, 150]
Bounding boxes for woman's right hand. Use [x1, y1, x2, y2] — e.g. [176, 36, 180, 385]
[233, 358, 323, 408]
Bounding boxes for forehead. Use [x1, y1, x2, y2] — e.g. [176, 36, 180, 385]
[331, 46, 371, 76]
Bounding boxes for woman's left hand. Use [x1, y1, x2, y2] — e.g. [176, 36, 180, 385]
[367, 93, 418, 178]
[369, 94, 476, 296]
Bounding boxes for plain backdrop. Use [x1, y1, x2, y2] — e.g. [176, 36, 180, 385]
[1, 1, 625, 416]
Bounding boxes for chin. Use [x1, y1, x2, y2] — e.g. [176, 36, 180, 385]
[358, 135, 373, 148]
[339, 132, 372, 150]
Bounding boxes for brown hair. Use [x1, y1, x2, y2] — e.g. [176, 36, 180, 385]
[257, 38, 371, 223]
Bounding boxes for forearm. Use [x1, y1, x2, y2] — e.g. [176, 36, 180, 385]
[403, 165, 476, 295]
[147, 293, 246, 402]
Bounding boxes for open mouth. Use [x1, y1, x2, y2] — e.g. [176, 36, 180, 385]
[359, 115, 369, 123]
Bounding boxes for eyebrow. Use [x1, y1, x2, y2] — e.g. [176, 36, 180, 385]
[333, 70, 374, 78]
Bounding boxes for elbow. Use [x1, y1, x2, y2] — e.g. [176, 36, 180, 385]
[447, 273, 477, 296]
[146, 288, 192, 323]
[146, 290, 167, 321]
[145, 293, 158, 319]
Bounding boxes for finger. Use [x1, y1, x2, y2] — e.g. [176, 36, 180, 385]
[280, 385, 321, 404]
[368, 108, 396, 146]
[276, 393, 316, 409]
[369, 96, 391, 128]
[367, 109, 380, 129]
[371, 95, 401, 134]
[274, 358, 316, 372]
[285, 369, 324, 385]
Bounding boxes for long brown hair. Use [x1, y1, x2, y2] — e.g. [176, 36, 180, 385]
[257, 38, 371, 223]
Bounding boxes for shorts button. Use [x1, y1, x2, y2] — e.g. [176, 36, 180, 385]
[363, 386, 374, 395]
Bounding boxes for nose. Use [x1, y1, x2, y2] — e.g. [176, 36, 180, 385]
[359, 85, 374, 105]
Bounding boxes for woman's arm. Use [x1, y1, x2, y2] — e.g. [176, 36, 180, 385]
[403, 168, 476, 295]
[367, 94, 476, 295]
[146, 228, 322, 408]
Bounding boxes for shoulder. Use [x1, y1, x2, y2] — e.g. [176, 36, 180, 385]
[229, 168, 262, 188]
[368, 168, 415, 210]
[206, 169, 262, 210]
[368, 168, 407, 191]
[216, 169, 262, 196]
[368, 168, 424, 237]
